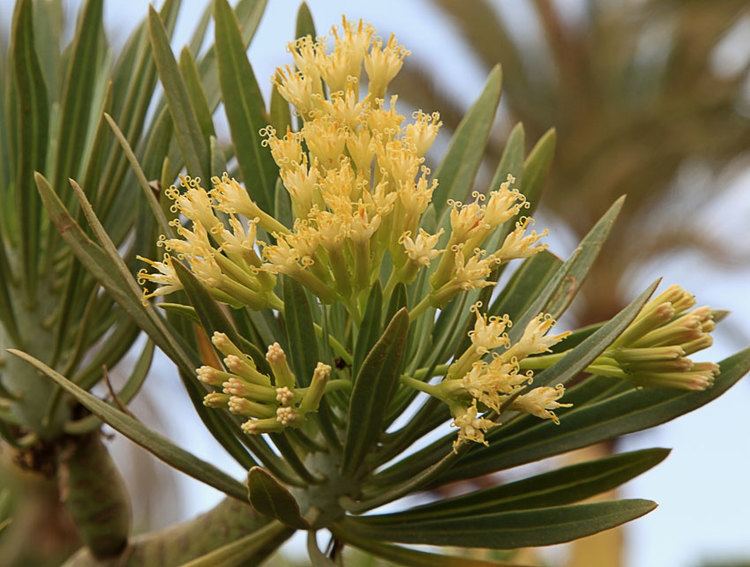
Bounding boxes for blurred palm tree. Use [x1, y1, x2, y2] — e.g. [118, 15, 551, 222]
[396, 0, 750, 325]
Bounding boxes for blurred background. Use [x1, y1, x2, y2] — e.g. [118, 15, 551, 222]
[1, 0, 750, 565]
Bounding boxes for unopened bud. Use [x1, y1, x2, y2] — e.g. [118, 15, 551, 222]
[203, 392, 230, 408]
[265, 342, 296, 388]
[299, 362, 332, 413]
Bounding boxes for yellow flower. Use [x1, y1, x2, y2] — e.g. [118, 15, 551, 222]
[365, 34, 410, 99]
[451, 401, 496, 451]
[136, 254, 182, 300]
[468, 304, 511, 355]
[512, 384, 572, 424]
[401, 229, 442, 268]
[506, 314, 570, 360]
[404, 110, 442, 157]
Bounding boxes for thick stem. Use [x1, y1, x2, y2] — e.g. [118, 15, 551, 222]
[57, 432, 131, 560]
[63, 497, 281, 567]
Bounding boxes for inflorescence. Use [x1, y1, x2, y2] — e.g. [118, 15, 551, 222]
[137, 17, 719, 448]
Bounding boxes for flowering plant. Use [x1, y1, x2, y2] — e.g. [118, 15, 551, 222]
[13, 2, 750, 565]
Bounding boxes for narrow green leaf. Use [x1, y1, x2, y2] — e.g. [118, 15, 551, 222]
[520, 128, 555, 215]
[531, 279, 659, 388]
[384, 283, 407, 326]
[35, 173, 196, 377]
[210, 135, 227, 177]
[374, 448, 669, 522]
[282, 278, 319, 386]
[247, 467, 308, 529]
[11, 0, 49, 294]
[9, 349, 246, 501]
[489, 251, 562, 320]
[197, 0, 267, 112]
[342, 499, 656, 549]
[353, 282, 383, 376]
[53, 0, 104, 195]
[213, 0, 276, 212]
[118, 340, 155, 404]
[273, 177, 293, 228]
[508, 196, 625, 342]
[490, 123, 525, 195]
[295, 2, 316, 39]
[343, 308, 410, 476]
[269, 85, 291, 134]
[104, 113, 173, 236]
[148, 5, 209, 180]
[179, 47, 216, 143]
[338, 530, 521, 567]
[432, 65, 502, 211]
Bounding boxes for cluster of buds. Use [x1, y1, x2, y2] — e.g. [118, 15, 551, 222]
[520, 285, 719, 391]
[200, 332, 331, 434]
[594, 285, 718, 390]
[137, 175, 284, 310]
[407, 303, 572, 450]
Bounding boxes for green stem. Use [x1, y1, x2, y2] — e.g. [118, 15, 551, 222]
[400, 376, 445, 400]
[63, 498, 288, 567]
[57, 431, 130, 560]
[410, 363, 450, 380]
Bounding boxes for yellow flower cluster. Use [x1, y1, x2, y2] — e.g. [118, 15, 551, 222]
[200, 332, 332, 434]
[414, 302, 572, 450]
[262, 17, 546, 315]
[595, 285, 719, 390]
[137, 174, 284, 309]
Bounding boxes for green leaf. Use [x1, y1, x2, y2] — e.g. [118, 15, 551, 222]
[52, 0, 104, 195]
[432, 65, 502, 212]
[273, 177, 293, 227]
[442, 347, 750, 483]
[489, 122, 525, 202]
[104, 113, 173, 236]
[371, 448, 669, 522]
[11, 0, 49, 294]
[148, 5, 209, 180]
[295, 2, 316, 39]
[282, 278, 319, 386]
[338, 530, 523, 567]
[179, 47, 216, 142]
[35, 173, 195, 377]
[213, 0, 277, 212]
[341, 499, 656, 549]
[246, 467, 308, 529]
[343, 308, 410, 476]
[9, 349, 247, 501]
[197, 0, 267, 112]
[520, 128, 556, 216]
[269, 85, 291, 134]
[384, 282, 407, 326]
[508, 196, 625, 341]
[353, 282, 383, 376]
[489, 251, 562, 320]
